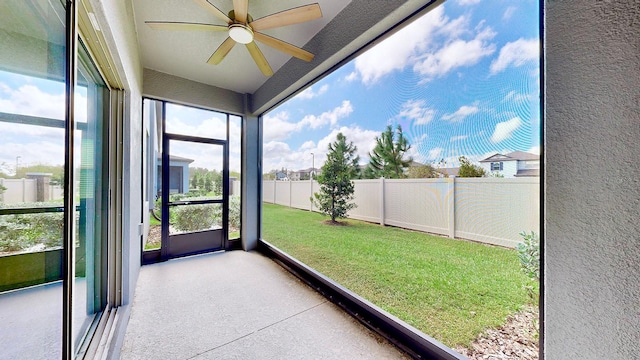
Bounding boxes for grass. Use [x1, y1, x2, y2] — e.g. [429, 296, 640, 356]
[262, 203, 538, 348]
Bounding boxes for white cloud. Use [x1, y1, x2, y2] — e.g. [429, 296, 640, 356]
[349, 6, 447, 85]
[262, 111, 300, 141]
[450, 134, 469, 141]
[299, 100, 353, 129]
[413, 26, 496, 81]
[490, 38, 539, 74]
[397, 99, 435, 125]
[528, 146, 541, 155]
[441, 105, 479, 122]
[490, 117, 523, 143]
[263, 101, 353, 141]
[427, 147, 444, 160]
[263, 141, 291, 158]
[503, 90, 531, 103]
[0, 140, 65, 169]
[299, 140, 316, 151]
[262, 125, 379, 171]
[0, 84, 65, 120]
[344, 71, 358, 82]
[295, 84, 329, 100]
[503, 6, 517, 21]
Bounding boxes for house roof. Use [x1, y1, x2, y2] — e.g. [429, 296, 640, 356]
[157, 154, 195, 163]
[514, 169, 540, 177]
[437, 167, 459, 177]
[479, 151, 539, 163]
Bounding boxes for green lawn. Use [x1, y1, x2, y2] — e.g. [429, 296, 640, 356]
[262, 203, 537, 348]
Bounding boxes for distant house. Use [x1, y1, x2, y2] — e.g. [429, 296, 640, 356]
[436, 167, 460, 178]
[479, 151, 540, 178]
[289, 167, 319, 181]
[275, 171, 289, 181]
[156, 155, 194, 195]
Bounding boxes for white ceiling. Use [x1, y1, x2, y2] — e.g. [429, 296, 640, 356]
[133, 0, 351, 94]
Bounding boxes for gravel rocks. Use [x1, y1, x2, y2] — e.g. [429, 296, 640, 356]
[455, 306, 539, 360]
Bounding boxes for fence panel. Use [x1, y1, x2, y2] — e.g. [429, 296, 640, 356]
[274, 181, 290, 207]
[349, 180, 382, 223]
[383, 179, 450, 236]
[262, 180, 275, 203]
[454, 178, 539, 248]
[0, 179, 37, 204]
[291, 180, 312, 210]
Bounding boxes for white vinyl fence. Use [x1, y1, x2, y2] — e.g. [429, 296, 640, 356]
[0, 178, 64, 204]
[263, 178, 540, 248]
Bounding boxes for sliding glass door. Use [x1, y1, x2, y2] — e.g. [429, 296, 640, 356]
[0, 1, 110, 358]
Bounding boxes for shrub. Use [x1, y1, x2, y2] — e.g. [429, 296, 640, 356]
[0, 202, 64, 253]
[171, 198, 221, 232]
[154, 195, 240, 233]
[228, 195, 240, 229]
[516, 231, 540, 280]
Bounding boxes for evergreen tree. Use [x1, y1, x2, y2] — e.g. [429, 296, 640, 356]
[365, 125, 412, 179]
[407, 164, 438, 178]
[203, 172, 213, 192]
[457, 156, 486, 177]
[313, 133, 359, 223]
[191, 172, 201, 190]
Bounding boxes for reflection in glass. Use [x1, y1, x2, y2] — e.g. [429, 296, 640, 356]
[0, 0, 66, 358]
[72, 42, 108, 350]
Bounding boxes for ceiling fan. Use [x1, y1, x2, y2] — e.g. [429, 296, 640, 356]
[146, 0, 323, 76]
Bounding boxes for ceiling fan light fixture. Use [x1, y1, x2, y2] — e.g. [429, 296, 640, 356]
[228, 24, 253, 44]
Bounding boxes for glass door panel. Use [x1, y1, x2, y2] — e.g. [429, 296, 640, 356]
[72, 41, 108, 351]
[0, 0, 66, 358]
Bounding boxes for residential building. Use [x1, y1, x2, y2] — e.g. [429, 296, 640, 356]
[0, 1, 637, 360]
[479, 151, 540, 178]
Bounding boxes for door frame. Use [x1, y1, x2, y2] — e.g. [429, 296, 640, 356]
[142, 100, 231, 264]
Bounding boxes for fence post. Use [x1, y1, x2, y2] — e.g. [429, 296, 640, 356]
[0, 178, 3, 203]
[273, 180, 276, 204]
[380, 177, 385, 226]
[22, 178, 26, 202]
[289, 180, 292, 208]
[309, 179, 313, 212]
[448, 177, 455, 238]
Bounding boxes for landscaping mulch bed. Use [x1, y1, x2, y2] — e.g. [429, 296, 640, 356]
[455, 306, 539, 360]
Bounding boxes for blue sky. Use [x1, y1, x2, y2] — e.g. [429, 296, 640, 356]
[262, 0, 540, 173]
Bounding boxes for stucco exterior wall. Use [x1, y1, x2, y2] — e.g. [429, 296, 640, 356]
[545, 2, 640, 359]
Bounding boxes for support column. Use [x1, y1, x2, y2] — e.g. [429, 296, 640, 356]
[241, 98, 260, 251]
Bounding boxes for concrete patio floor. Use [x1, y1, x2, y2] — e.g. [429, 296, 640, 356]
[120, 250, 407, 359]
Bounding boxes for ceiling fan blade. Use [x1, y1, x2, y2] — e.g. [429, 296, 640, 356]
[254, 32, 314, 62]
[233, 0, 249, 23]
[245, 42, 273, 76]
[249, 3, 322, 31]
[207, 37, 236, 65]
[193, 0, 232, 24]
[146, 21, 228, 32]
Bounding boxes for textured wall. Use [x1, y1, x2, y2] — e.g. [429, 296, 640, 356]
[545, 1, 640, 359]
